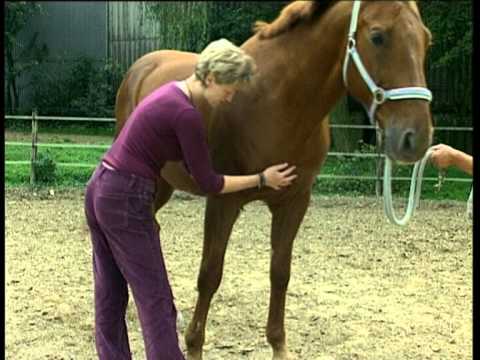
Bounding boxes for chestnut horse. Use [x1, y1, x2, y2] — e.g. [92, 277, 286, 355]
[114, 1, 433, 358]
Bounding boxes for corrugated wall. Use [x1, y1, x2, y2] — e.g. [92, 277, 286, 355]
[107, 2, 209, 74]
[108, 2, 149, 74]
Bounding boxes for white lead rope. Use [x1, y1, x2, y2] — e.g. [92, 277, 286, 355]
[342, 0, 437, 226]
[382, 147, 435, 226]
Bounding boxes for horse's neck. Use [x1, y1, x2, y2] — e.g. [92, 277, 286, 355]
[244, 3, 351, 134]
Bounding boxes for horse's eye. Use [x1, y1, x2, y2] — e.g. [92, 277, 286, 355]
[371, 32, 384, 46]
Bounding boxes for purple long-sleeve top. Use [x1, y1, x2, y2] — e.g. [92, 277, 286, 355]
[104, 81, 224, 194]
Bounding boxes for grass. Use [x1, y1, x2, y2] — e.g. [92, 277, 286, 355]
[4, 127, 472, 201]
[6, 120, 115, 137]
[5, 146, 102, 187]
[5, 125, 108, 187]
[5, 145, 107, 163]
[316, 155, 472, 200]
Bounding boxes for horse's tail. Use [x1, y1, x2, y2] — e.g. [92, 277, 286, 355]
[114, 75, 131, 139]
[114, 58, 157, 139]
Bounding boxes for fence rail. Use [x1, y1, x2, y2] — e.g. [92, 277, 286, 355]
[5, 115, 116, 123]
[5, 141, 110, 150]
[5, 113, 473, 185]
[5, 114, 474, 131]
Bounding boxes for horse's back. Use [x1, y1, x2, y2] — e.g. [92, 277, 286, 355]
[115, 50, 198, 135]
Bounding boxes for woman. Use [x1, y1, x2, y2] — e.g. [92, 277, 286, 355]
[84, 39, 297, 360]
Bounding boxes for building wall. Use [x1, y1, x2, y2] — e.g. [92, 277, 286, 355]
[107, 2, 209, 73]
[107, 1, 166, 75]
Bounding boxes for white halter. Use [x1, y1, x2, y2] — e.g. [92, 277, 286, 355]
[342, 1, 433, 124]
[342, 1, 435, 226]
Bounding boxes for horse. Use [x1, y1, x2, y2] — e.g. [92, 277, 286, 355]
[114, 1, 433, 358]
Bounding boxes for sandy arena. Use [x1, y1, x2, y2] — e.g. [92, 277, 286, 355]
[6, 188, 472, 359]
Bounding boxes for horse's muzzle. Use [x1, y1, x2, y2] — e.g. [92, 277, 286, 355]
[384, 126, 431, 164]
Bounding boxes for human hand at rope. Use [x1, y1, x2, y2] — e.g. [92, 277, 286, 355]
[429, 143, 473, 176]
[430, 144, 458, 170]
[262, 163, 297, 190]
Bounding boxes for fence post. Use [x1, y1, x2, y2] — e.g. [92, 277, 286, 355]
[30, 109, 38, 185]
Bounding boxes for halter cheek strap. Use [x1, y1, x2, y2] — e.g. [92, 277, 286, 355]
[342, 1, 433, 126]
[342, 1, 437, 227]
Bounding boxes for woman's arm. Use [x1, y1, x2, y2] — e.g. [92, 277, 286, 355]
[220, 174, 262, 194]
[175, 109, 297, 195]
[430, 144, 473, 176]
[220, 163, 297, 194]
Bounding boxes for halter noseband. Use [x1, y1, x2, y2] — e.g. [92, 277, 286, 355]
[342, 1, 433, 125]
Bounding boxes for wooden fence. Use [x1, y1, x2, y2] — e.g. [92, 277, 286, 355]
[5, 112, 473, 186]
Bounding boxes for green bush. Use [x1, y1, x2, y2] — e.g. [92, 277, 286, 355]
[312, 140, 472, 200]
[314, 141, 380, 195]
[29, 55, 122, 120]
[33, 150, 56, 184]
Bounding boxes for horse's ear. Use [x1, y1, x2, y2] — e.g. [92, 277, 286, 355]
[406, 1, 421, 18]
[253, 1, 323, 39]
[406, 1, 433, 46]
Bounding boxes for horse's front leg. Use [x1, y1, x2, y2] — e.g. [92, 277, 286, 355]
[185, 196, 241, 360]
[267, 191, 311, 360]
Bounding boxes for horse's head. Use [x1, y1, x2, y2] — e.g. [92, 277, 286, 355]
[342, 1, 433, 164]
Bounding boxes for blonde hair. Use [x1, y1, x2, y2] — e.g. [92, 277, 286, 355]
[195, 39, 256, 86]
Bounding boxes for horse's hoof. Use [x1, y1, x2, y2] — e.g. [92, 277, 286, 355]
[272, 349, 295, 360]
[186, 351, 202, 360]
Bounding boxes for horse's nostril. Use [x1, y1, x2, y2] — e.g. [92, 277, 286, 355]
[401, 129, 416, 152]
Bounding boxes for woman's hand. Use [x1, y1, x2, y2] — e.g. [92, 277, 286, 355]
[429, 143, 473, 176]
[430, 144, 458, 170]
[262, 163, 297, 190]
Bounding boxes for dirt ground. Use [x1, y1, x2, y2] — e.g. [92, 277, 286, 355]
[5, 187, 472, 359]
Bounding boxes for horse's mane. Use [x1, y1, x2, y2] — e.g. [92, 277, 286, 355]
[253, 1, 424, 40]
[253, 0, 335, 39]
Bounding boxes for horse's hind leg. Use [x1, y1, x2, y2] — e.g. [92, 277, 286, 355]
[267, 192, 311, 360]
[185, 196, 241, 360]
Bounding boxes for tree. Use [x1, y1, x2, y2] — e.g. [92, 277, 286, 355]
[420, 1, 472, 118]
[205, 2, 287, 46]
[144, 2, 210, 52]
[419, 1, 472, 68]
[144, 2, 287, 51]
[5, 2, 48, 114]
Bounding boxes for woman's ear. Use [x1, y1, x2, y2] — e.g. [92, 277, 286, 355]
[205, 73, 215, 86]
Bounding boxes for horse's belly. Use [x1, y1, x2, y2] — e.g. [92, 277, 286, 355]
[160, 161, 205, 195]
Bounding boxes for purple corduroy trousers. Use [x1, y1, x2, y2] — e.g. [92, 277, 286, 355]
[84, 164, 185, 360]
